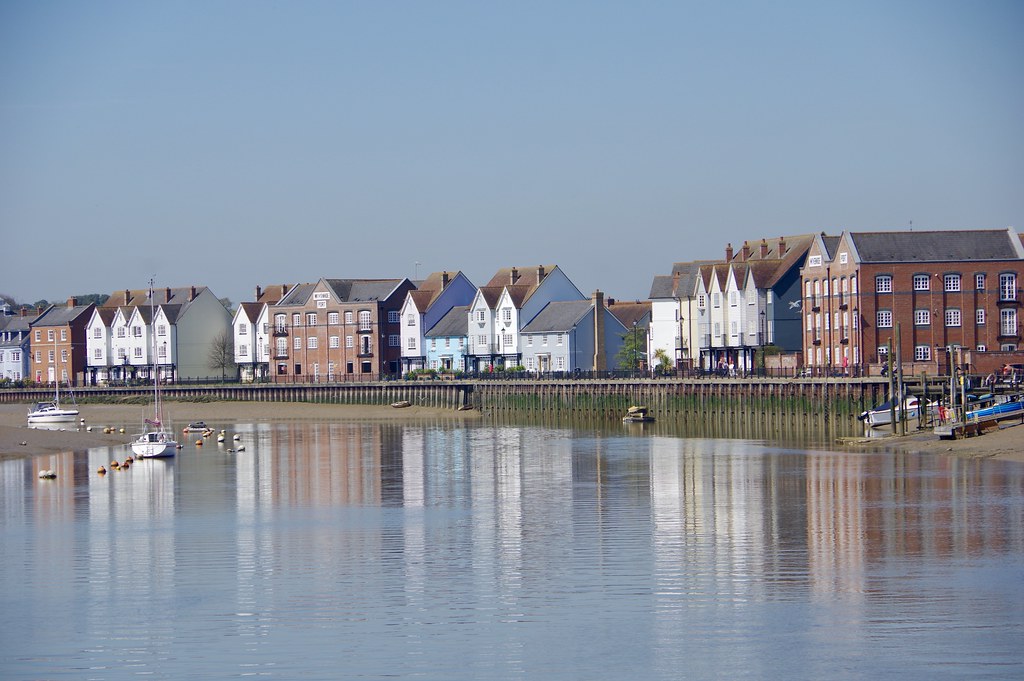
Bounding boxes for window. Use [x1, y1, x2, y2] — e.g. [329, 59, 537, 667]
[292, 313, 301, 326]
[293, 337, 302, 350]
[93, 328, 102, 339]
[839, 252, 848, 265]
[875, 275, 892, 293]
[503, 333, 512, 347]
[502, 308, 512, 322]
[307, 337, 318, 349]
[407, 337, 416, 350]
[346, 335, 354, 348]
[527, 336, 533, 346]
[976, 273, 986, 291]
[808, 255, 822, 267]
[557, 334, 564, 346]
[877, 310, 893, 328]
[275, 314, 286, 330]
[913, 274, 930, 291]
[133, 347, 142, 359]
[1000, 273, 1017, 301]
[430, 339, 436, 350]
[851, 276, 857, 294]
[914, 309, 930, 326]
[35, 331, 40, 342]
[977, 344, 987, 352]
[806, 313, 813, 331]
[477, 335, 487, 347]
[1001, 309, 1018, 336]
[712, 293, 720, 308]
[729, 291, 738, 306]
[329, 336, 340, 348]
[238, 325, 248, 335]
[358, 310, 371, 331]
[48, 350, 54, 363]
[94, 348, 102, 360]
[945, 309, 961, 327]
[157, 325, 166, 336]
[977, 309, 985, 325]
[407, 314, 415, 326]
[116, 349, 125, 361]
[914, 345, 931, 361]
[944, 274, 961, 292]
[328, 312, 339, 325]
[698, 295, 706, 309]
[238, 344, 247, 357]
[389, 335, 400, 347]
[477, 310, 486, 322]
[388, 311, 400, 324]
[556, 356, 565, 370]
[307, 313, 317, 327]
[344, 311, 353, 324]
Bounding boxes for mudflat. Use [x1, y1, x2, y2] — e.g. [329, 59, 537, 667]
[1, 400, 1020, 463]
[0, 401, 478, 461]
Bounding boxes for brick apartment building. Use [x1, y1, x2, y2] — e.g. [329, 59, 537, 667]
[29, 298, 96, 386]
[800, 228, 1024, 374]
[269, 278, 415, 382]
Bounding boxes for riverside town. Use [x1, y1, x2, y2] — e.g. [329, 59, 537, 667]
[2, 227, 1022, 390]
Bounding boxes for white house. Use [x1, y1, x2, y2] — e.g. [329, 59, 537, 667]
[399, 271, 476, 374]
[465, 265, 585, 372]
[87, 286, 232, 383]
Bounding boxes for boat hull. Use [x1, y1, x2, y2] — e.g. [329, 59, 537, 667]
[132, 432, 178, 458]
[27, 410, 79, 424]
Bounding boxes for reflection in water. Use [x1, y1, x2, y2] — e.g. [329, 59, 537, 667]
[0, 418, 1021, 680]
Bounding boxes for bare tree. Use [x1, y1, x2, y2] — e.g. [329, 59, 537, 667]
[208, 331, 236, 381]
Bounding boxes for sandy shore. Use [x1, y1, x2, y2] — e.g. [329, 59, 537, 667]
[2, 399, 1020, 463]
[0, 400, 478, 461]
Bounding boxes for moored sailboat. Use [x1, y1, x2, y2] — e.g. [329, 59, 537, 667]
[131, 281, 178, 458]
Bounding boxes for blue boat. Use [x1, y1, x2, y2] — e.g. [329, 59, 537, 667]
[966, 393, 1024, 422]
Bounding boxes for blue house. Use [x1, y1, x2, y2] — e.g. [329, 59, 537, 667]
[424, 305, 471, 372]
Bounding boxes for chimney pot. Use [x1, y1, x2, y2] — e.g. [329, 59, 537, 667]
[760, 238, 769, 258]
[67, 297, 77, 308]
[725, 243, 734, 261]
[441, 272, 450, 288]
[190, 286, 197, 301]
[537, 265, 546, 281]
[255, 286, 263, 300]
[124, 289, 131, 305]
[778, 236, 786, 256]
[165, 287, 172, 303]
[510, 267, 519, 284]
[740, 242, 751, 261]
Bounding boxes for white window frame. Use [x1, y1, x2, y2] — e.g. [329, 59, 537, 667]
[875, 275, 892, 294]
[944, 274, 961, 292]
[877, 310, 893, 328]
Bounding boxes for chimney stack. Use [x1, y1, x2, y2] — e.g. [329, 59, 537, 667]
[441, 271, 450, 288]
[67, 297, 78, 308]
[255, 285, 263, 300]
[281, 284, 290, 297]
[510, 267, 519, 285]
[592, 290, 605, 372]
[124, 289, 131, 305]
[165, 287, 172, 303]
[725, 243, 734, 261]
[740, 242, 751, 261]
[20, 306, 29, 317]
[190, 286, 197, 301]
[537, 265, 546, 281]
[760, 239, 769, 258]
[778, 236, 786, 257]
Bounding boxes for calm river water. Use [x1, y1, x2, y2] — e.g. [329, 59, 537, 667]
[1, 416, 1022, 680]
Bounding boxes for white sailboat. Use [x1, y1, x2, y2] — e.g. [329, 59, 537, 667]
[131, 281, 178, 458]
[27, 338, 80, 425]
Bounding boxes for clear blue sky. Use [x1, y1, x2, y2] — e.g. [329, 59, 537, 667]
[2, 1, 1022, 307]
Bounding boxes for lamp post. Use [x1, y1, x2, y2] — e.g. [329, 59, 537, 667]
[632, 321, 638, 377]
[759, 309, 767, 375]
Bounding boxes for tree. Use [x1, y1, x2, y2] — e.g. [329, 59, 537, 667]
[208, 331, 236, 381]
[616, 326, 647, 371]
[652, 348, 672, 374]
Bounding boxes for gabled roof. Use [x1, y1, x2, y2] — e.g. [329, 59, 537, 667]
[236, 302, 264, 323]
[848, 229, 1023, 263]
[476, 286, 504, 310]
[745, 261, 781, 289]
[277, 283, 317, 306]
[102, 286, 209, 308]
[31, 304, 94, 327]
[821, 235, 843, 260]
[608, 301, 650, 328]
[503, 284, 534, 309]
[485, 265, 556, 289]
[90, 308, 117, 327]
[406, 290, 436, 313]
[521, 300, 593, 334]
[325, 279, 405, 302]
[425, 306, 469, 338]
